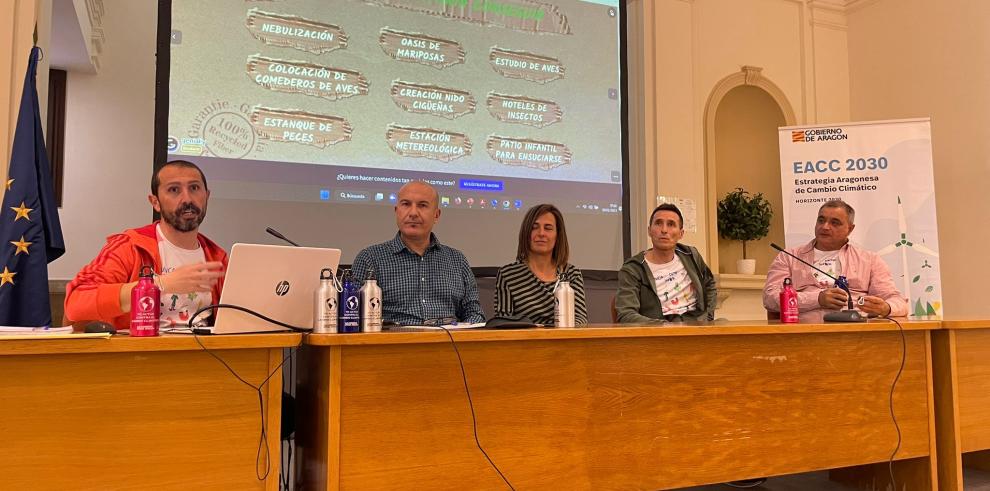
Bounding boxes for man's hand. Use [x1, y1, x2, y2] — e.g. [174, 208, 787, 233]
[159, 262, 224, 293]
[818, 287, 848, 310]
[858, 295, 892, 317]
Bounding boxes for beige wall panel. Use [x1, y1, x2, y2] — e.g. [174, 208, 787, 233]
[847, 0, 990, 317]
[691, 0, 805, 124]
[812, 23, 851, 124]
[654, 0, 699, 251]
[714, 85, 786, 274]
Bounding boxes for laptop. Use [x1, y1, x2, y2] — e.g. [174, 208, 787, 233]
[204, 243, 341, 334]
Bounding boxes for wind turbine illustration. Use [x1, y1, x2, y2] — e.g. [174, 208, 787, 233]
[875, 196, 939, 314]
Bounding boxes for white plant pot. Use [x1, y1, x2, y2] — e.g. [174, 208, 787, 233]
[737, 259, 756, 275]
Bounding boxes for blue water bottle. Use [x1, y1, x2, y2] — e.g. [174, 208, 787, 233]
[338, 269, 362, 333]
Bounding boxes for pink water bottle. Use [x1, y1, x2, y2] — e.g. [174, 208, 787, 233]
[130, 265, 160, 336]
[780, 277, 799, 324]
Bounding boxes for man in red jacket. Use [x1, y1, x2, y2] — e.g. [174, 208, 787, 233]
[65, 160, 227, 330]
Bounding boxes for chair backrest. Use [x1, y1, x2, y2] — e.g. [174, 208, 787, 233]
[609, 295, 618, 323]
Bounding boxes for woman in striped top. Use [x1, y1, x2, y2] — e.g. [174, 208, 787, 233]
[494, 204, 588, 326]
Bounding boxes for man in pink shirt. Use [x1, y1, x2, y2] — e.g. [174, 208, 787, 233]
[763, 200, 907, 321]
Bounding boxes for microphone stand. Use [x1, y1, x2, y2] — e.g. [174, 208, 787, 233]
[770, 243, 865, 322]
[266, 227, 301, 247]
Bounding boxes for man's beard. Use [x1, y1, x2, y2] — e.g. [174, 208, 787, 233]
[162, 203, 205, 232]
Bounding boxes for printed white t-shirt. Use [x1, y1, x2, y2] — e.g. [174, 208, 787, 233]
[812, 248, 842, 288]
[645, 255, 698, 316]
[157, 224, 211, 327]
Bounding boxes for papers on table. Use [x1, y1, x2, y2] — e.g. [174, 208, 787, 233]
[0, 326, 112, 340]
[0, 326, 74, 334]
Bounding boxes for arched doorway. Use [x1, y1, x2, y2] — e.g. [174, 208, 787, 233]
[704, 66, 796, 276]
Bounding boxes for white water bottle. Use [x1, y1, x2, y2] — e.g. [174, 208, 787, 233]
[554, 279, 575, 328]
[360, 269, 383, 332]
[313, 268, 339, 333]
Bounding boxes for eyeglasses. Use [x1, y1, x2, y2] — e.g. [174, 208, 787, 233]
[422, 317, 457, 327]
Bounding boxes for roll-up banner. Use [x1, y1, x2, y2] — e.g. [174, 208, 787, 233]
[778, 118, 942, 317]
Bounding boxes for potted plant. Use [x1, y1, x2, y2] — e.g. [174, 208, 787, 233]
[717, 187, 773, 275]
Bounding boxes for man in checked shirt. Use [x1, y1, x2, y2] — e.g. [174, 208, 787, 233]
[351, 181, 486, 326]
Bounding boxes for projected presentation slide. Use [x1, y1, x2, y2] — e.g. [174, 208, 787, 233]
[166, 0, 624, 215]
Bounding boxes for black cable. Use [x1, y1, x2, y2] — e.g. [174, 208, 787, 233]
[191, 303, 314, 332]
[283, 435, 293, 491]
[190, 304, 510, 487]
[279, 345, 291, 491]
[437, 326, 515, 491]
[282, 344, 296, 491]
[186, 305, 306, 482]
[882, 316, 906, 490]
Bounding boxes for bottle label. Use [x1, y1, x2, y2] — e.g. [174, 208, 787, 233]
[781, 292, 799, 323]
[340, 292, 361, 331]
[131, 285, 160, 335]
[367, 295, 381, 320]
[364, 295, 382, 329]
[317, 296, 337, 329]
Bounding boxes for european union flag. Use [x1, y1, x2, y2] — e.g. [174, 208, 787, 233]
[0, 47, 65, 326]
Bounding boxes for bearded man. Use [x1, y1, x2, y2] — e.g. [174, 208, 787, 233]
[65, 160, 226, 330]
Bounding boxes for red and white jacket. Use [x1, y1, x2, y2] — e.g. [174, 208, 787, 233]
[64, 222, 227, 329]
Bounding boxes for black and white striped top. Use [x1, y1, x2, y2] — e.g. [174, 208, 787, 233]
[494, 261, 588, 326]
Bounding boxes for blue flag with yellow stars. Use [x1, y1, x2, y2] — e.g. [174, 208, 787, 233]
[0, 47, 65, 326]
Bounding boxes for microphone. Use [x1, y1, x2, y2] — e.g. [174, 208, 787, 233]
[266, 227, 301, 247]
[770, 243, 865, 323]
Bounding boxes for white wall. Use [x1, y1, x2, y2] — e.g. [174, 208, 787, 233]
[847, 0, 990, 317]
[48, 0, 157, 279]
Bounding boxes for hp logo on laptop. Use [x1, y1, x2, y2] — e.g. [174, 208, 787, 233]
[275, 280, 291, 296]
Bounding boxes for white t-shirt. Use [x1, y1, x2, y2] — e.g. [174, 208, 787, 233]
[645, 255, 698, 316]
[812, 248, 842, 288]
[157, 224, 211, 328]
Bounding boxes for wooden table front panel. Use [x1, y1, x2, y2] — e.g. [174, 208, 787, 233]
[316, 330, 931, 490]
[0, 347, 283, 490]
[955, 329, 990, 453]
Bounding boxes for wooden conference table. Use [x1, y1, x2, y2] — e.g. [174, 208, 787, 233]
[296, 320, 939, 490]
[0, 332, 300, 490]
[932, 319, 990, 490]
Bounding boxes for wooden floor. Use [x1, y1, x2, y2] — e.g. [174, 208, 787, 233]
[964, 468, 990, 490]
[675, 468, 990, 490]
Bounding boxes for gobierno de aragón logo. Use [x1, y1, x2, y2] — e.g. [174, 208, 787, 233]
[791, 127, 849, 143]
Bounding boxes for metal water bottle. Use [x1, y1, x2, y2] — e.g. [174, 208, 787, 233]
[130, 265, 160, 336]
[554, 279, 576, 327]
[360, 269, 383, 332]
[313, 268, 338, 333]
[780, 277, 799, 324]
[338, 269, 362, 333]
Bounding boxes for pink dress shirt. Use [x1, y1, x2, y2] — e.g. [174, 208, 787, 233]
[763, 239, 908, 322]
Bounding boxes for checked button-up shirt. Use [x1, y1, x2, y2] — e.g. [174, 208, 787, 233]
[351, 233, 486, 326]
